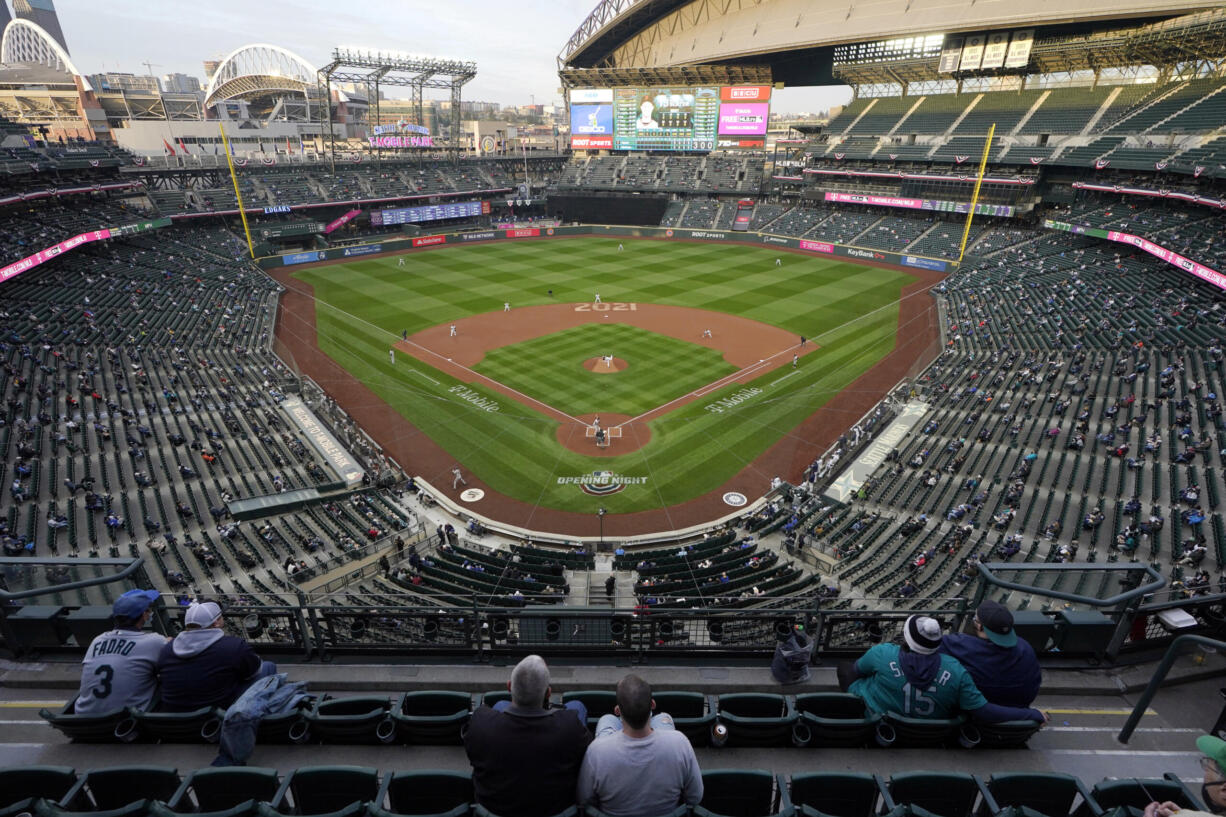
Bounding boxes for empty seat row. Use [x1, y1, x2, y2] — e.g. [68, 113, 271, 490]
[0, 765, 1206, 817]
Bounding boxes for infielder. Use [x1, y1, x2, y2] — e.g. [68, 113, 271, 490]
[504, 302, 511, 312]
[594, 293, 602, 303]
[702, 329, 712, 338]
[793, 353, 799, 368]
[449, 324, 457, 337]
[73, 589, 168, 715]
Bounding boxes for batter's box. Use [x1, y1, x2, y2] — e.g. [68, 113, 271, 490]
[585, 425, 623, 438]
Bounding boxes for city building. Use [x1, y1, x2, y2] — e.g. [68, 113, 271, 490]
[160, 73, 202, 94]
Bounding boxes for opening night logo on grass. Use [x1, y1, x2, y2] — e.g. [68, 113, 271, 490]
[556, 471, 649, 495]
[705, 387, 762, 414]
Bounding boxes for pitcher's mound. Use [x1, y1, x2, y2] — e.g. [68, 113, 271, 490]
[583, 357, 628, 374]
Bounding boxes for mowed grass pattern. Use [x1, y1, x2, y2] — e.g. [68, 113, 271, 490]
[293, 238, 916, 514]
[473, 323, 737, 417]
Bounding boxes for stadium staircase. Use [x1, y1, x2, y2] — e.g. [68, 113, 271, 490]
[886, 97, 927, 138]
[1101, 81, 1190, 134]
[1009, 90, 1051, 136]
[839, 97, 879, 137]
[849, 215, 887, 246]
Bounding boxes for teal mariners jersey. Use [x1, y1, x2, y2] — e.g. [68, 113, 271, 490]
[75, 628, 167, 715]
[848, 642, 987, 718]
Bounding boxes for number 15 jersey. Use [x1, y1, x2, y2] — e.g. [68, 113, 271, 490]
[848, 642, 987, 718]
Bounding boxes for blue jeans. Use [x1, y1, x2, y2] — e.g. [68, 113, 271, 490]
[595, 712, 674, 737]
[493, 698, 587, 725]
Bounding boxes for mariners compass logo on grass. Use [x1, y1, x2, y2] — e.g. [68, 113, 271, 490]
[556, 471, 649, 495]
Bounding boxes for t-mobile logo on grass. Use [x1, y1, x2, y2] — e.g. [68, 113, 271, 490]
[449, 385, 500, 412]
[705, 387, 762, 414]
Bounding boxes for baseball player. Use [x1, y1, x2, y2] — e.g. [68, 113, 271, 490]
[618, 243, 623, 252]
[389, 349, 395, 364]
[504, 302, 511, 312]
[793, 354, 798, 368]
[594, 293, 602, 304]
[450, 324, 457, 337]
[775, 258, 782, 266]
[702, 329, 712, 338]
[74, 589, 168, 715]
[399, 257, 406, 267]
[452, 467, 467, 489]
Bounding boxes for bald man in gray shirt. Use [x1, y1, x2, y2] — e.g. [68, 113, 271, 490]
[577, 675, 703, 817]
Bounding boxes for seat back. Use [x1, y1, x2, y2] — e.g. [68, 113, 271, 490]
[716, 695, 797, 747]
[888, 772, 982, 817]
[80, 767, 181, 810]
[177, 768, 281, 812]
[0, 766, 77, 808]
[654, 691, 715, 747]
[393, 692, 472, 745]
[878, 714, 963, 748]
[790, 773, 882, 817]
[698, 770, 778, 817]
[384, 771, 473, 816]
[285, 766, 380, 816]
[794, 694, 880, 748]
[986, 773, 1089, 817]
[131, 707, 224, 743]
[561, 690, 617, 731]
[1088, 779, 1201, 816]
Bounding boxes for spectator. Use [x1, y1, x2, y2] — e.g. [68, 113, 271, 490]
[464, 654, 592, 817]
[939, 600, 1041, 708]
[157, 601, 277, 712]
[577, 674, 703, 817]
[74, 589, 169, 715]
[839, 615, 1046, 724]
[1144, 735, 1226, 817]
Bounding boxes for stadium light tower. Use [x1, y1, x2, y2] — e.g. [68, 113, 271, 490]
[317, 48, 477, 170]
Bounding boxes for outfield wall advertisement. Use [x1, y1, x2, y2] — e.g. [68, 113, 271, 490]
[266, 224, 949, 274]
[1044, 219, 1225, 291]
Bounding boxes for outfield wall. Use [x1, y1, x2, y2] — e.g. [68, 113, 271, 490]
[255, 224, 953, 274]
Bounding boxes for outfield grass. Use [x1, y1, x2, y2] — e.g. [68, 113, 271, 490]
[472, 323, 737, 417]
[292, 238, 914, 514]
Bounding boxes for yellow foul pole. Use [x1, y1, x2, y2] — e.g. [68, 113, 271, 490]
[956, 122, 995, 266]
[218, 122, 256, 260]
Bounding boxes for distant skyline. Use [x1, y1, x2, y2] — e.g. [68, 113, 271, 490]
[54, 0, 851, 115]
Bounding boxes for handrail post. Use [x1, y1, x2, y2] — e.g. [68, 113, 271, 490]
[1118, 633, 1226, 743]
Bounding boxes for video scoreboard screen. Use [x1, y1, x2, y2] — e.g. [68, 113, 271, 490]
[570, 85, 771, 152]
[371, 200, 488, 226]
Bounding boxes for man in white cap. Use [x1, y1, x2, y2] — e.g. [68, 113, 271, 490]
[840, 614, 1046, 724]
[156, 601, 276, 712]
[74, 589, 169, 715]
[940, 599, 1041, 708]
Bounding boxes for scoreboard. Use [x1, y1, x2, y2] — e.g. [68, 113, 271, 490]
[570, 85, 771, 152]
[612, 87, 720, 151]
[371, 200, 488, 226]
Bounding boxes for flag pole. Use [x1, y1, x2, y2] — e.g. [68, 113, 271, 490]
[218, 122, 256, 260]
[956, 122, 995, 266]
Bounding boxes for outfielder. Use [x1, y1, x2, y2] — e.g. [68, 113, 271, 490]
[399, 257, 406, 267]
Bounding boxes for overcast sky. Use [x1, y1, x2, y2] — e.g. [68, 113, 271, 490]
[55, 0, 851, 114]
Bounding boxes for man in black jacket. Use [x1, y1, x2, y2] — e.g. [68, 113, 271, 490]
[157, 601, 276, 712]
[464, 655, 591, 817]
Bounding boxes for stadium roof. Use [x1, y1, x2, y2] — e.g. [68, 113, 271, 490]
[204, 43, 318, 108]
[560, 0, 1223, 84]
[0, 17, 87, 89]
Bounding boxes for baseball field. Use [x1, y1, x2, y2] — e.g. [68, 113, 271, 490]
[289, 237, 916, 516]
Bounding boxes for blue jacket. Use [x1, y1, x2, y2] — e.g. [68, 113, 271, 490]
[216, 674, 308, 766]
[939, 633, 1041, 708]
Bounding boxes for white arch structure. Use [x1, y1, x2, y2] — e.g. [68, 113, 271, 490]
[204, 43, 317, 108]
[1, 18, 87, 86]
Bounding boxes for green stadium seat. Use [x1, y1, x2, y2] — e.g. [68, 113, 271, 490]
[40, 698, 136, 743]
[788, 772, 885, 817]
[271, 766, 379, 817]
[793, 693, 881, 748]
[39, 767, 181, 817]
[694, 770, 791, 817]
[653, 691, 717, 747]
[980, 773, 1100, 817]
[158, 768, 280, 817]
[0, 767, 77, 817]
[884, 773, 986, 817]
[1080, 776, 1203, 817]
[715, 694, 798, 747]
[391, 691, 472, 745]
[561, 690, 617, 733]
[129, 707, 225, 744]
[960, 719, 1044, 749]
[875, 713, 964, 748]
[367, 771, 472, 817]
[304, 697, 395, 745]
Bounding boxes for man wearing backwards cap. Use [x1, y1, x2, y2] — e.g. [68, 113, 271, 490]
[939, 599, 1042, 708]
[157, 601, 276, 712]
[1144, 735, 1226, 817]
[74, 589, 170, 715]
[842, 615, 1046, 724]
